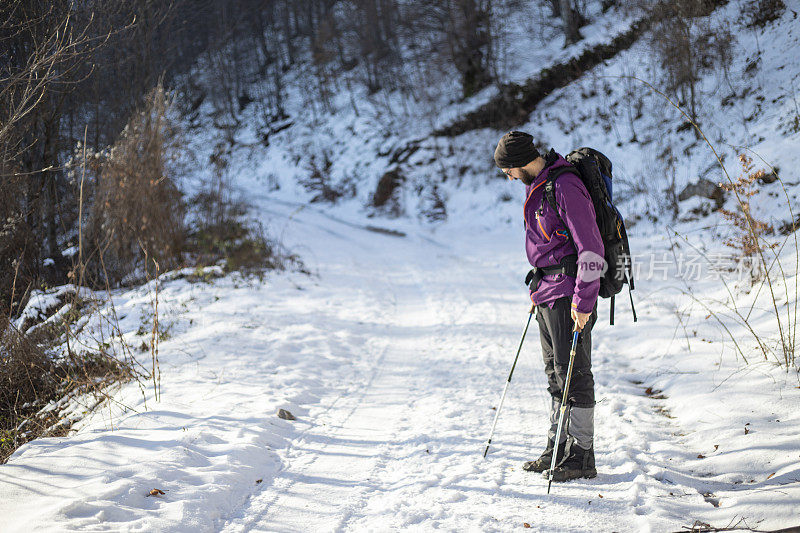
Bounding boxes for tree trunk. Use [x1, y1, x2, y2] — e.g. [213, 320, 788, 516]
[450, 0, 494, 98]
[559, 0, 583, 45]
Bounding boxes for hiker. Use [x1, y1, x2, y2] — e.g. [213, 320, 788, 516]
[494, 131, 603, 481]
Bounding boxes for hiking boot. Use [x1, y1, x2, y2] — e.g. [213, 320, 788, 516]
[544, 443, 596, 481]
[522, 439, 566, 472]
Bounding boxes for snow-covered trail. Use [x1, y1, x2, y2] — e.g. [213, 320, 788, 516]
[213, 200, 704, 532]
[2, 199, 798, 532]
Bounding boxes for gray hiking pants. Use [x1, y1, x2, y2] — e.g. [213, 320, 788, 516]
[538, 296, 597, 449]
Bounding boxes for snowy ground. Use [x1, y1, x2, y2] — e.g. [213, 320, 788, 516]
[3, 4, 800, 529]
[2, 193, 799, 532]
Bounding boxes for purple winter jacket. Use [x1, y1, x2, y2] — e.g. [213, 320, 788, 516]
[524, 154, 604, 314]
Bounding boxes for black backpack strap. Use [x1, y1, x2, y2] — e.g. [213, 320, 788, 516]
[610, 287, 637, 325]
[622, 258, 637, 322]
[539, 166, 579, 247]
[540, 165, 577, 214]
[525, 254, 578, 291]
[610, 295, 615, 326]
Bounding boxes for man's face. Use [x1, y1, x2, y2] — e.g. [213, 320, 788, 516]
[502, 167, 535, 186]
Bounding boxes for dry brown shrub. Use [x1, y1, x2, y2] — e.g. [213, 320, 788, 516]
[1, 304, 138, 463]
[741, 0, 785, 28]
[0, 319, 55, 417]
[719, 155, 774, 268]
[0, 174, 38, 315]
[86, 83, 186, 284]
[0, 316, 57, 462]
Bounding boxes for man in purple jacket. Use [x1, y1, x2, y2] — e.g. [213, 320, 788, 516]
[494, 131, 604, 481]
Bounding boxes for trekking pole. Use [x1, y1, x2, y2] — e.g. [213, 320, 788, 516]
[483, 304, 536, 458]
[547, 329, 581, 494]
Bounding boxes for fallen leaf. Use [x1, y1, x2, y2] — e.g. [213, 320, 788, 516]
[148, 488, 165, 497]
[713, 444, 719, 451]
[767, 472, 776, 480]
[523, 523, 531, 528]
[256, 479, 263, 484]
[744, 426, 750, 435]
[598, 494, 603, 498]
[697, 454, 705, 459]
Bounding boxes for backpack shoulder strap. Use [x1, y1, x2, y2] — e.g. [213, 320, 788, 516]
[542, 165, 578, 213]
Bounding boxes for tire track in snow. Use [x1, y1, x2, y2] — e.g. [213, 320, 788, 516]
[219, 203, 434, 532]
[219, 340, 394, 532]
[330, 262, 461, 531]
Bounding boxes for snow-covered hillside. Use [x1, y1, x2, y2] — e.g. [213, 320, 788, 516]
[192, 1, 800, 231]
[2, 1, 800, 531]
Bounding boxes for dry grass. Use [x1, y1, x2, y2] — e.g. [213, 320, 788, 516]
[719, 155, 775, 278]
[82, 83, 186, 286]
[601, 73, 798, 371]
[186, 196, 298, 276]
[0, 312, 135, 463]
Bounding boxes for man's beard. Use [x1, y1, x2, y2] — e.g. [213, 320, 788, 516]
[519, 168, 536, 186]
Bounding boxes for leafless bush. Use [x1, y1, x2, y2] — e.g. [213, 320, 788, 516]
[0, 330, 59, 461]
[186, 134, 297, 276]
[719, 155, 775, 277]
[647, 0, 733, 128]
[1, 305, 138, 463]
[741, 0, 786, 28]
[0, 318, 56, 437]
[188, 175, 301, 275]
[301, 152, 351, 204]
[422, 184, 448, 222]
[83, 84, 186, 285]
[633, 77, 800, 371]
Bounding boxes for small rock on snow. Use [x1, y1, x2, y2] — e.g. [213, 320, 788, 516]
[277, 409, 296, 421]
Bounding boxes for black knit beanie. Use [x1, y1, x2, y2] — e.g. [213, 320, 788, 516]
[493, 131, 541, 169]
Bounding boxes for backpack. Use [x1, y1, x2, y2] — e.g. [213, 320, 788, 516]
[544, 147, 636, 325]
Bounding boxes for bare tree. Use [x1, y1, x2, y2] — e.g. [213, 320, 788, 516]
[648, 0, 732, 129]
[348, 0, 403, 93]
[558, 0, 584, 45]
[0, 0, 104, 310]
[400, 0, 496, 99]
[449, 0, 495, 98]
